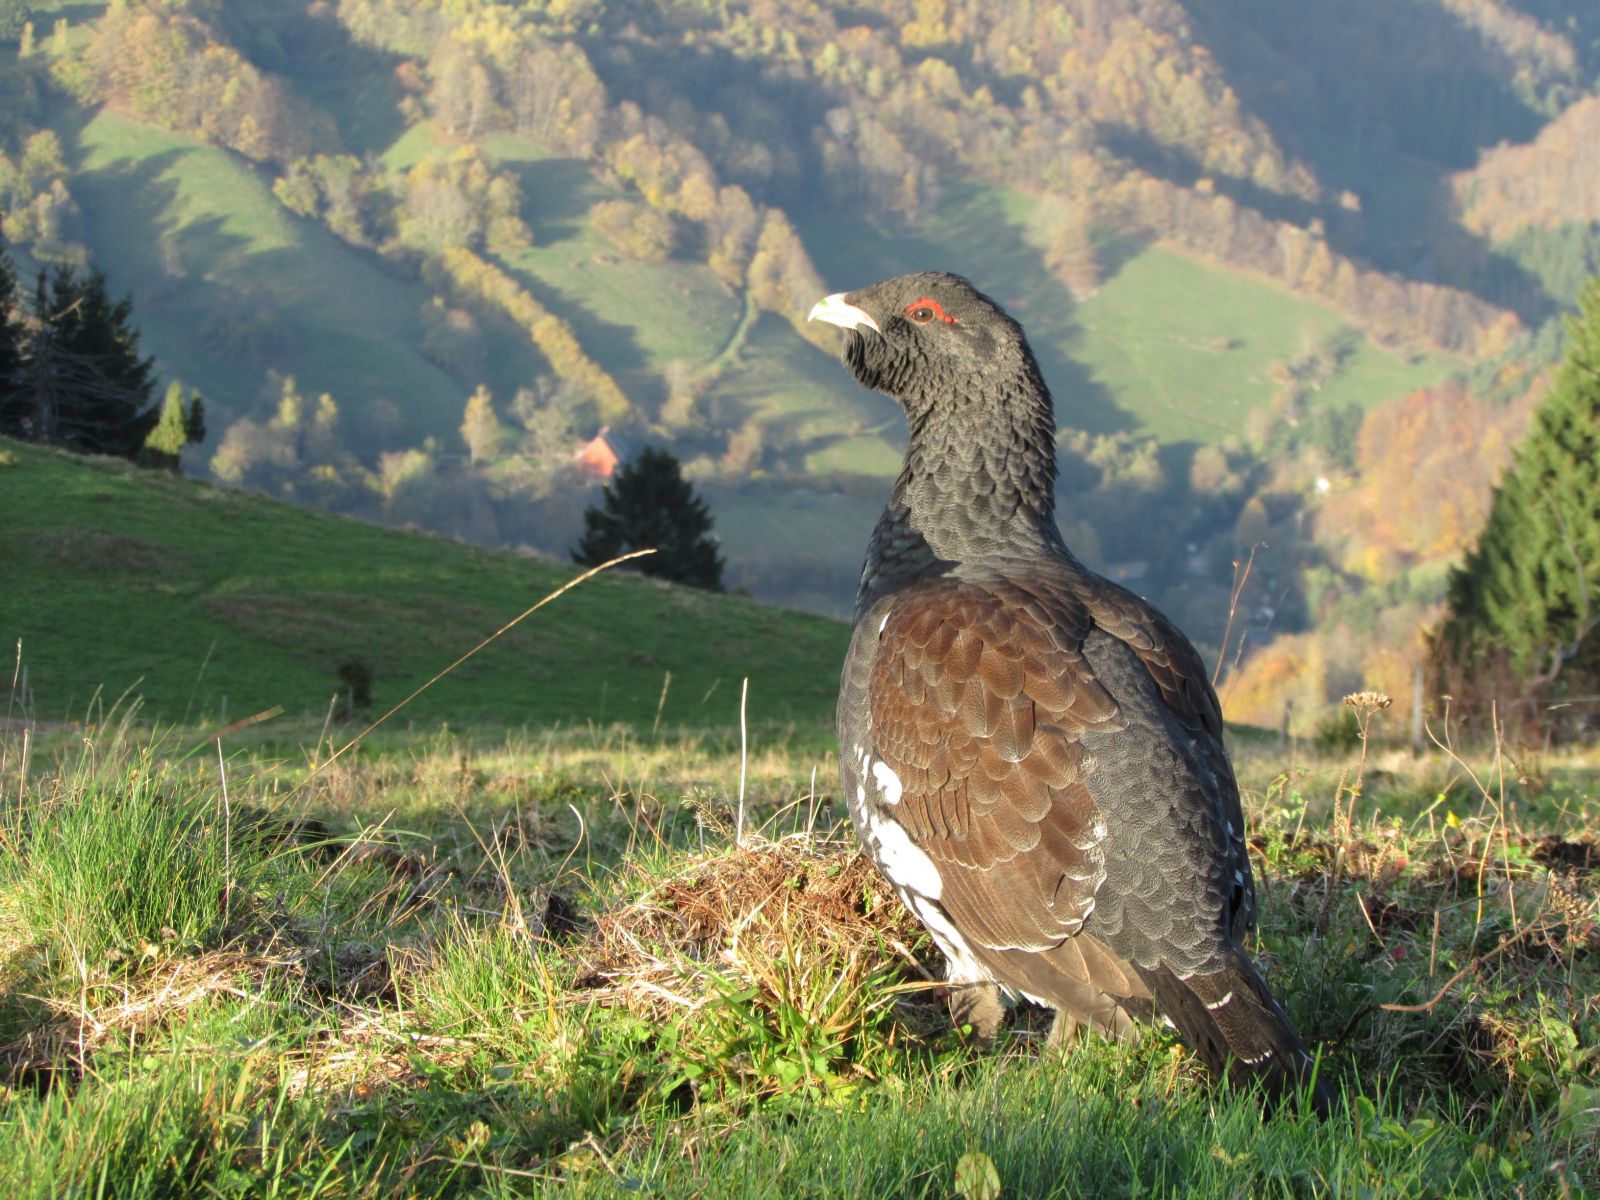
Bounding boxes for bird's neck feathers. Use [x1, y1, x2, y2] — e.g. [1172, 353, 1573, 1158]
[889, 354, 1061, 563]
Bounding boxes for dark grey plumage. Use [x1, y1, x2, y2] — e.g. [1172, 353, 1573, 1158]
[811, 272, 1332, 1114]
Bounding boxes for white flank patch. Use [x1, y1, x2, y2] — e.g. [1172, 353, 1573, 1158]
[879, 613, 890, 633]
[907, 895, 991, 984]
[872, 760, 904, 805]
[871, 819, 943, 898]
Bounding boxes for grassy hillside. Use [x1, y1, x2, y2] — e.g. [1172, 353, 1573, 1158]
[0, 438, 850, 728]
[1070, 248, 1460, 442]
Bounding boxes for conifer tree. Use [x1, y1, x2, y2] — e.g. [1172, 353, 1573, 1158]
[1441, 278, 1600, 693]
[185, 393, 205, 445]
[1, 266, 158, 457]
[573, 446, 725, 591]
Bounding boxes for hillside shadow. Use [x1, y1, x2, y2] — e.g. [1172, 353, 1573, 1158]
[71, 148, 206, 289]
[1174, 0, 1559, 313]
[74, 147, 468, 434]
[586, 35, 835, 207]
[500, 262, 651, 375]
[212, 0, 408, 156]
[509, 158, 608, 241]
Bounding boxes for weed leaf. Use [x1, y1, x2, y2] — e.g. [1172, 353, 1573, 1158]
[954, 1150, 1001, 1200]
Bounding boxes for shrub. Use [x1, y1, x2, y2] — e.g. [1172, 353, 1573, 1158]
[590, 199, 676, 262]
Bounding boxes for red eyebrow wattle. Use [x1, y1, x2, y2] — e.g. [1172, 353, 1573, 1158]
[906, 298, 957, 323]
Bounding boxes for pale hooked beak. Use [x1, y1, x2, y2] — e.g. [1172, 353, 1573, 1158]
[807, 293, 880, 334]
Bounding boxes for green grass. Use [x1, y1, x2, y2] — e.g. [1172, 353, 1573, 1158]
[489, 153, 746, 375]
[9, 732, 274, 970]
[2, 713, 1597, 1197]
[0, 438, 850, 727]
[1071, 247, 1462, 442]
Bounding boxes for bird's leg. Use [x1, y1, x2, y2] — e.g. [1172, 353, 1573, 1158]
[1047, 1007, 1080, 1050]
[948, 982, 1005, 1047]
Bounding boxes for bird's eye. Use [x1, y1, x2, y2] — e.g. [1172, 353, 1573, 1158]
[904, 298, 955, 325]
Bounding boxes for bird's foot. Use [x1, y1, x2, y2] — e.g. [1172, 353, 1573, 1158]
[1047, 1008, 1080, 1050]
[948, 982, 1004, 1048]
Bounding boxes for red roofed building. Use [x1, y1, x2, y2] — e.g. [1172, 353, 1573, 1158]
[574, 426, 622, 478]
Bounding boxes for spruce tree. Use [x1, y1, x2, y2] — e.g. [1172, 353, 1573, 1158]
[573, 446, 725, 591]
[4, 266, 159, 458]
[1441, 277, 1600, 693]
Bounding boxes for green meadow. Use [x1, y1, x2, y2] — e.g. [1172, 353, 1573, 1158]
[0, 681, 1594, 1195]
[68, 111, 505, 445]
[0, 439, 848, 728]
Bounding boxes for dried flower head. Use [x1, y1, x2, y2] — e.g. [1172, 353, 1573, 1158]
[1343, 692, 1393, 714]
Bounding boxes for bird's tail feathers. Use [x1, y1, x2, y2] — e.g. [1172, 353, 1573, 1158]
[1141, 949, 1335, 1117]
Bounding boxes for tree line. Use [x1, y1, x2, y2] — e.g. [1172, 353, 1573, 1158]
[48, 0, 336, 167]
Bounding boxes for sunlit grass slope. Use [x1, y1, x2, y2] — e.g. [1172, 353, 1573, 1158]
[0, 439, 849, 727]
[1072, 246, 1462, 442]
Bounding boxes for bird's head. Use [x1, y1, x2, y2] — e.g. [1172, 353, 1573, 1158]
[807, 272, 1039, 418]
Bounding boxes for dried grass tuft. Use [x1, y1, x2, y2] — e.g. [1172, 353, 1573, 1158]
[570, 836, 932, 1017]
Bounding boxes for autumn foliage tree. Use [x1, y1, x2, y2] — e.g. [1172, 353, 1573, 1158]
[53, 0, 336, 165]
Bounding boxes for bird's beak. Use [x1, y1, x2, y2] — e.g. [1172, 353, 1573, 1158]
[807, 293, 880, 334]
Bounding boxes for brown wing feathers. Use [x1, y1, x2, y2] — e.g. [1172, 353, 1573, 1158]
[1084, 586, 1221, 737]
[869, 579, 1119, 957]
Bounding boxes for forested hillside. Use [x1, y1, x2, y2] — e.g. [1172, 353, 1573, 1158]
[3, 0, 1597, 726]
